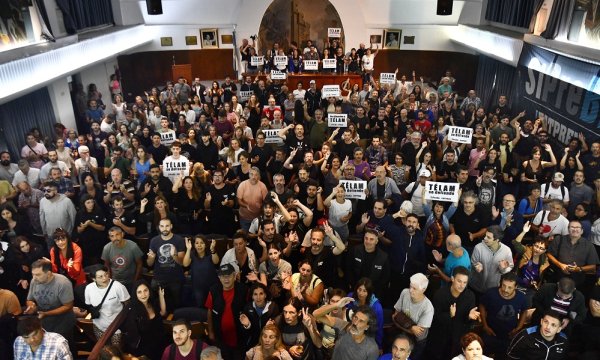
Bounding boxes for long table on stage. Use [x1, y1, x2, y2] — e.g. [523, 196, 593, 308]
[246, 73, 363, 93]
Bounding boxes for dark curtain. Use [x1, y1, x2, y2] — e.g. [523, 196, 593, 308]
[0, 88, 57, 160]
[485, 0, 537, 28]
[475, 55, 517, 111]
[55, 0, 114, 34]
[540, 0, 576, 39]
[528, 0, 545, 33]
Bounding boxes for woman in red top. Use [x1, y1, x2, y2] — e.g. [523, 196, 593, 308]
[49, 228, 86, 286]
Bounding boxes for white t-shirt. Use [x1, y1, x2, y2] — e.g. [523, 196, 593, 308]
[362, 54, 375, 71]
[85, 280, 130, 331]
[533, 211, 569, 238]
[162, 155, 190, 183]
[541, 182, 570, 203]
[293, 89, 306, 101]
[393, 288, 434, 341]
[327, 199, 352, 227]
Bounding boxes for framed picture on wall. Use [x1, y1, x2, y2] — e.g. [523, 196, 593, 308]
[221, 35, 233, 45]
[160, 37, 173, 47]
[185, 36, 198, 46]
[383, 29, 401, 49]
[200, 29, 219, 48]
[370, 34, 382, 44]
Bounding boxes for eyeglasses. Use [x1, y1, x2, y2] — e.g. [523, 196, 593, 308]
[569, 226, 582, 229]
[43, 188, 55, 192]
[54, 237, 67, 242]
[533, 245, 546, 251]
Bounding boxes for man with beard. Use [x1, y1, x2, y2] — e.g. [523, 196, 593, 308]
[489, 95, 512, 119]
[314, 299, 379, 360]
[250, 131, 274, 177]
[567, 170, 594, 214]
[303, 224, 345, 288]
[426, 266, 479, 360]
[582, 141, 600, 188]
[333, 129, 359, 161]
[0, 151, 18, 182]
[348, 229, 390, 300]
[470, 225, 514, 295]
[12, 159, 40, 189]
[237, 167, 269, 231]
[370, 107, 388, 137]
[204, 169, 236, 237]
[138, 165, 173, 210]
[491, 194, 524, 247]
[437, 149, 459, 182]
[367, 166, 402, 209]
[365, 136, 388, 173]
[512, 119, 539, 164]
[269, 173, 294, 205]
[401, 131, 425, 168]
[162, 319, 208, 360]
[278, 123, 311, 164]
[48, 167, 74, 199]
[304, 80, 321, 116]
[301, 181, 324, 223]
[39, 150, 69, 181]
[39, 180, 75, 246]
[191, 77, 206, 102]
[450, 191, 489, 254]
[147, 218, 185, 311]
[196, 130, 219, 170]
[16, 181, 44, 233]
[148, 132, 170, 165]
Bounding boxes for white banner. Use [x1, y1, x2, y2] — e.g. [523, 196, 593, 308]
[270, 70, 287, 80]
[379, 72, 396, 85]
[321, 85, 340, 98]
[162, 157, 190, 183]
[328, 114, 348, 128]
[447, 126, 473, 144]
[262, 129, 284, 144]
[328, 28, 342, 38]
[160, 131, 176, 146]
[239, 90, 254, 102]
[322, 58, 336, 69]
[424, 181, 459, 203]
[250, 56, 264, 66]
[274, 55, 288, 66]
[339, 180, 367, 200]
[304, 60, 318, 70]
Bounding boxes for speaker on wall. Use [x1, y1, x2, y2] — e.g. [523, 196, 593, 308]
[146, 0, 163, 15]
[437, 0, 453, 16]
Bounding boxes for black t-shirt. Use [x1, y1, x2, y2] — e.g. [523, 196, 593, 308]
[352, 115, 370, 139]
[148, 144, 169, 165]
[249, 144, 273, 172]
[285, 134, 311, 163]
[207, 184, 236, 221]
[221, 82, 238, 103]
[439, 161, 459, 182]
[334, 141, 358, 161]
[450, 206, 490, 247]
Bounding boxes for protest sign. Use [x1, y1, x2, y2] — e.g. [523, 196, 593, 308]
[322, 58, 336, 69]
[304, 60, 318, 70]
[321, 85, 340, 98]
[270, 70, 287, 80]
[162, 157, 190, 183]
[339, 180, 367, 200]
[328, 114, 348, 127]
[160, 131, 176, 146]
[328, 28, 341, 38]
[447, 126, 473, 144]
[239, 90, 254, 102]
[262, 129, 284, 144]
[424, 181, 459, 203]
[274, 56, 288, 66]
[250, 56, 264, 66]
[379, 72, 396, 85]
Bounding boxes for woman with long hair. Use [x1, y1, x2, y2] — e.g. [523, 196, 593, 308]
[415, 148, 437, 181]
[131, 146, 154, 188]
[275, 297, 322, 360]
[55, 137, 76, 180]
[347, 278, 384, 350]
[223, 138, 244, 167]
[79, 172, 105, 206]
[190, 162, 211, 189]
[521, 145, 556, 185]
[123, 280, 167, 359]
[11, 236, 45, 300]
[240, 283, 281, 351]
[387, 153, 411, 190]
[182, 235, 219, 307]
[111, 94, 127, 122]
[321, 155, 347, 198]
[245, 324, 292, 360]
[513, 221, 549, 306]
[323, 184, 352, 242]
[139, 195, 177, 236]
[0, 204, 31, 243]
[75, 194, 107, 266]
[477, 148, 501, 179]
[559, 148, 583, 186]
[233, 151, 252, 184]
[116, 124, 131, 151]
[172, 175, 203, 235]
[49, 228, 86, 286]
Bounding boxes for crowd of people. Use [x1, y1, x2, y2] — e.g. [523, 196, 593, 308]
[0, 37, 600, 360]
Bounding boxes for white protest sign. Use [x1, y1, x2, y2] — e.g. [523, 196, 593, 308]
[328, 28, 341, 38]
[160, 131, 176, 146]
[162, 156, 190, 183]
[250, 56, 264, 66]
[339, 180, 367, 200]
[270, 70, 287, 80]
[379, 73, 396, 85]
[447, 126, 473, 144]
[239, 90, 254, 102]
[262, 129, 284, 144]
[322, 58, 336, 69]
[328, 114, 348, 128]
[274, 55, 288, 66]
[304, 60, 318, 70]
[321, 85, 340, 98]
[424, 181, 459, 203]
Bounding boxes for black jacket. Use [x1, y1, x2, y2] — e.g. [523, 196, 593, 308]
[207, 282, 247, 346]
[348, 245, 390, 299]
[240, 301, 280, 350]
[506, 326, 568, 360]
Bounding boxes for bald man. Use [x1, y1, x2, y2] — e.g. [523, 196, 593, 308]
[427, 234, 472, 283]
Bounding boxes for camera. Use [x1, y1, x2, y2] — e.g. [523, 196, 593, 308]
[250, 34, 257, 41]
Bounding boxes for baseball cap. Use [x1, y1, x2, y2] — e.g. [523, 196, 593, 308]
[217, 263, 235, 276]
[309, 80, 316, 84]
[418, 169, 431, 177]
[553, 172, 564, 182]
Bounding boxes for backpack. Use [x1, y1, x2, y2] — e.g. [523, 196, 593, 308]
[543, 182, 566, 199]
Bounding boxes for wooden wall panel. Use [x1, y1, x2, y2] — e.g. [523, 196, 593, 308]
[373, 50, 479, 95]
[118, 49, 234, 100]
[117, 49, 477, 100]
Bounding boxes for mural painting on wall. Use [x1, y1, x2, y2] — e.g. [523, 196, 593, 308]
[258, 0, 344, 54]
[578, 0, 600, 42]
